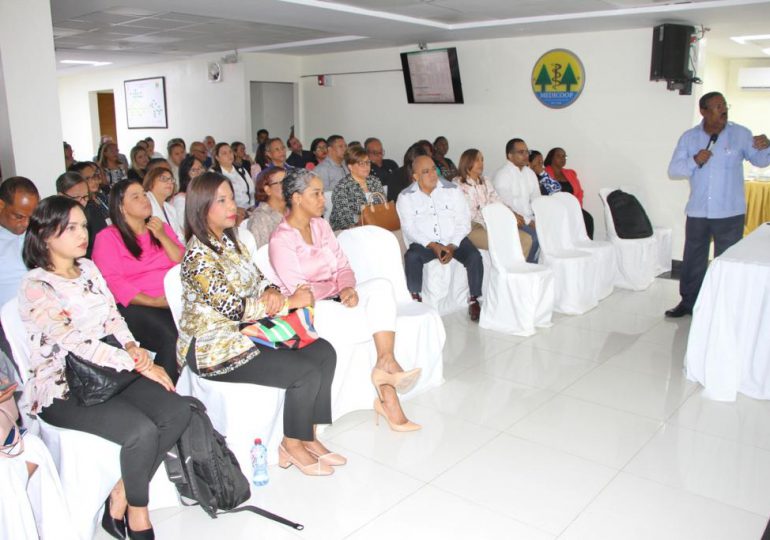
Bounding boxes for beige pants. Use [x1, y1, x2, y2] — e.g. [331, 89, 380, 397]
[468, 221, 532, 259]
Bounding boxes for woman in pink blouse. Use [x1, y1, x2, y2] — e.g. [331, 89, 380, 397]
[269, 168, 422, 432]
[93, 179, 184, 382]
[453, 149, 500, 251]
[18, 196, 190, 539]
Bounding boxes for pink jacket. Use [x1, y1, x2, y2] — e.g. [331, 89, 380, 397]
[269, 217, 356, 299]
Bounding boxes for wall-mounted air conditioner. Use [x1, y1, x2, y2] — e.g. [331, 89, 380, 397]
[738, 67, 770, 90]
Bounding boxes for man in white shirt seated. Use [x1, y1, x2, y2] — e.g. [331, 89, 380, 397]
[314, 135, 348, 191]
[492, 138, 541, 262]
[397, 155, 483, 321]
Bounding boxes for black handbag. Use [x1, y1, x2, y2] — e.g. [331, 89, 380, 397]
[64, 335, 141, 407]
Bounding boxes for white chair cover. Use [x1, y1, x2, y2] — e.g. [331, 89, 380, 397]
[421, 258, 470, 315]
[1, 299, 177, 540]
[164, 266, 286, 471]
[552, 192, 616, 299]
[531, 197, 599, 314]
[337, 226, 446, 398]
[237, 223, 257, 258]
[598, 188, 657, 290]
[323, 190, 333, 221]
[479, 204, 554, 336]
[653, 226, 673, 274]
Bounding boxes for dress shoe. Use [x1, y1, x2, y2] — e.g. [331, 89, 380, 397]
[371, 367, 422, 401]
[468, 296, 481, 322]
[101, 496, 126, 540]
[665, 302, 692, 318]
[373, 398, 421, 432]
[127, 525, 154, 540]
[278, 444, 334, 476]
[411, 292, 422, 302]
[304, 445, 347, 466]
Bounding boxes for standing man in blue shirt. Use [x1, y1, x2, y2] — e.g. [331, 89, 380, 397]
[666, 91, 770, 317]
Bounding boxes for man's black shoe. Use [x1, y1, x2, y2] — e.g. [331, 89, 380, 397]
[665, 302, 692, 318]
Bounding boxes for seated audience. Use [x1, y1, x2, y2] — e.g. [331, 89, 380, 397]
[0, 177, 39, 307]
[265, 137, 293, 171]
[69, 162, 111, 251]
[167, 141, 186, 186]
[433, 136, 459, 180]
[144, 167, 184, 241]
[212, 142, 254, 222]
[19, 195, 191, 539]
[247, 167, 287, 248]
[98, 142, 127, 186]
[190, 141, 209, 169]
[310, 137, 327, 167]
[330, 146, 386, 231]
[314, 135, 348, 191]
[172, 155, 205, 221]
[398, 155, 483, 320]
[528, 150, 562, 195]
[56, 171, 104, 258]
[270, 168, 422, 431]
[286, 135, 315, 169]
[144, 137, 163, 159]
[391, 142, 430, 203]
[492, 138, 541, 262]
[231, 141, 252, 180]
[366, 137, 400, 202]
[127, 145, 149, 182]
[178, 172, 342, 476]
[544, 147, 594, 239]
[202, 136, 215, 168]
[453, 149, 498, 250]
[63, 142, 76, 169]
[93, 179, 184, 381]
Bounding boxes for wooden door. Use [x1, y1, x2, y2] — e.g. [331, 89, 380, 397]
[97, 92, 117, 145]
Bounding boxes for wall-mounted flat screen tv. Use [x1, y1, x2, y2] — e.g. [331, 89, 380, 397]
[400, 47, 464, 104]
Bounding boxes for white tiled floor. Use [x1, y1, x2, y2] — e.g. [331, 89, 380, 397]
[99, 279, 770, 539]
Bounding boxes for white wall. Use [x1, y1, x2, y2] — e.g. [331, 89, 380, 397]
[300, 28, 697, 254]
[58, 52, 301, 161]
[250, 81, 295, 150]
[725, 58, 770, 136]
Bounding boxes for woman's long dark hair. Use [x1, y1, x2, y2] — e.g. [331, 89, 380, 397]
[109, 179, 160, 259]
[178, 155, 202, 195]
[185, 172, 240, 254]
[23, 196, 82, 271]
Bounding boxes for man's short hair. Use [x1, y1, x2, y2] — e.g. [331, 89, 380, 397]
[364, 137, 380, 150]
[326, 135, 344, 147]
[56, 172, 85, 194]
[68, 161, 97, 174]
[0, 177, 39, 204]
[167, 138, 185, 151]
[257, 129, 268, 137]
[699, 91, 724, 110]
[144, 136, 154, 143]
[505, 138, 525, 157]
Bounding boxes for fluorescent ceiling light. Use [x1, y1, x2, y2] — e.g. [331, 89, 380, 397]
[763, 48, 770, 55]
[238, 35, 366, 53]
[278, 0, 770, 30]
[60, 60, 113, 66]
[730, 34, 770, 45]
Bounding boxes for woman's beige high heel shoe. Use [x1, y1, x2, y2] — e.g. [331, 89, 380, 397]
[303, 445, 347, 466]
[373, 398, 421, 432]
[278, 444, 334, 476]
[371, 367, 421, 401]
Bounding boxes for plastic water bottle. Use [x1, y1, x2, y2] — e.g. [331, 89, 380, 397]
[250, 438, 269, 487]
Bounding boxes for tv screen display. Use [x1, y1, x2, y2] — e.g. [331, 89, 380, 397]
[400, 47, 464, 104]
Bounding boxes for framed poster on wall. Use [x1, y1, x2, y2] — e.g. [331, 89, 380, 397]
[124, 76, 168, 129]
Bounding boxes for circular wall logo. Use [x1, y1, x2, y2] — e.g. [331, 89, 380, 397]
[531, 49, 585, 109]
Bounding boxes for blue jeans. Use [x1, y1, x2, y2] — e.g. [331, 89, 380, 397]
[519, 223, 540, 263]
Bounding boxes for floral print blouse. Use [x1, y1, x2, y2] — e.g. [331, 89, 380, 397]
[18, 259, 136, 416]
[246, 203, 284, 248]
[329, 174, 386, 231]
[453, 175, 501, 226]
[177, 233, 288, 377]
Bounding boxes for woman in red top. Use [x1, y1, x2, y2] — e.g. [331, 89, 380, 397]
[544, 147, 594, 239]
[92, 179, 184, 381]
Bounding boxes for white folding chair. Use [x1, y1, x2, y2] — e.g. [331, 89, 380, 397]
[598, 188, 657, 290]
[1, 299, 177, 540]
[163, 266, 286, 473]
[479, 204, 554, 336]
[553, 192, 617, 299]
[255, 245, 379, 419]
[531, 196, 600, 314]
[337, 226, 446, 398]
[237, 222, 257, 258]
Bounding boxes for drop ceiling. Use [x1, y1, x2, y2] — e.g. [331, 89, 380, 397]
[51, 0, 770, 72]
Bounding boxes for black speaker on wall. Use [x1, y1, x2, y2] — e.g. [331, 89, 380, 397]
[650, 24, 695, 82]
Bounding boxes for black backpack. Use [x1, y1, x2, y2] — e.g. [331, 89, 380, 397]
[607, 189, 654, 239]
[164, 396, 303, 530]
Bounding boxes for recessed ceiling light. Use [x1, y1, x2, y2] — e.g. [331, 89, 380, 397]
[730, 34, 770, 45]
[60, 60, 113, 66]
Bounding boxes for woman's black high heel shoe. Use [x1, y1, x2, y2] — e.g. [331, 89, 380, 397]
[101, 497, 127, 540]
[127, 525, 155, 540]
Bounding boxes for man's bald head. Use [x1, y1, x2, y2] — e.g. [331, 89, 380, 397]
[412, 155, 439, 194]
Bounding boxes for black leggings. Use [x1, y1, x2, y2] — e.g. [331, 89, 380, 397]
[118, 304, 179, 382]
[188, 339, 336, 441]
[40, 377, 191, 507]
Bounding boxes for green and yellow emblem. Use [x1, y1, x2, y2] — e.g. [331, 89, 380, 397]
[531, 49, 585, 109]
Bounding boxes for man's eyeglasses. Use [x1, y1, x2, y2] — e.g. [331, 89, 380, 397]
[157, 175, 175, 184]
[63, 193, 89, 203]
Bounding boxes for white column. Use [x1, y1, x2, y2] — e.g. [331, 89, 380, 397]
[0, 0, 63, 196]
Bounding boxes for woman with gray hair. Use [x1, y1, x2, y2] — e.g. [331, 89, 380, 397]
[270, 169, 422, 432]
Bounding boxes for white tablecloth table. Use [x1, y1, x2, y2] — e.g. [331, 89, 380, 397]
[685, 223, 770, 401]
